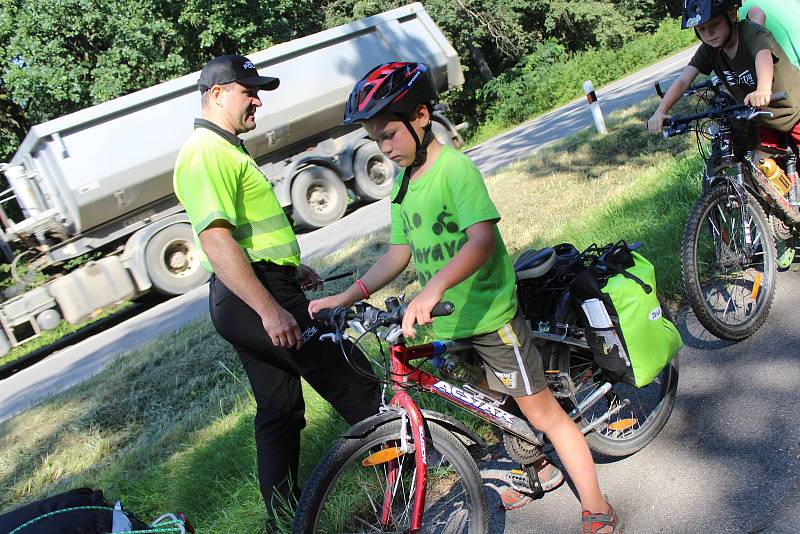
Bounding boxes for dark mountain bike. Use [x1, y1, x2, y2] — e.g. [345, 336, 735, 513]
[293, 242, 678, 534]
[658, 80, 796, 340]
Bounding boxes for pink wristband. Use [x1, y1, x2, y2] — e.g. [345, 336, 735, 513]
[356, 279, 370, 300]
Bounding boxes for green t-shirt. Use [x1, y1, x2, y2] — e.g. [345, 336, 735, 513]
[173, 123, 300, 272]
[739, 0, 800, 67]
[389, 145, 517, 339]
[689, 19, 800, 131]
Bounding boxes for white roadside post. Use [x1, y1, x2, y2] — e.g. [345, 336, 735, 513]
[583, 80, 608, 134]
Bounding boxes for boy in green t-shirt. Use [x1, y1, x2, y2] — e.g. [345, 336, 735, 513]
[648, 0, 800, 148]
[309, 62, 621, 533]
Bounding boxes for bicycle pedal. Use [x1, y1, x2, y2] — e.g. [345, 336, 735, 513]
[507, 469, 534, 493]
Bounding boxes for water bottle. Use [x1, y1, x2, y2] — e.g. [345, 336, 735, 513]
[757, 158, 791, 196]
[429, 354, 486, 386]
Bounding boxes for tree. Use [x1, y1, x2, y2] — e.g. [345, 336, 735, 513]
[0, 0, 324, 141]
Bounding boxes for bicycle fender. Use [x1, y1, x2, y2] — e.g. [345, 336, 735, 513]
[341, 409, 486, 449]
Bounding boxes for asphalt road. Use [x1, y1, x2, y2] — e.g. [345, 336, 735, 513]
[483, 270, 800, 533]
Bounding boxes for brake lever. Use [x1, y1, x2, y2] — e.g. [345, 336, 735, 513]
[735, 109, 773, 121]
[383, 325, 405, 344]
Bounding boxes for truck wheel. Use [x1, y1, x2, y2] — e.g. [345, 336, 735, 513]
[353, 143, 397, 201]
[432, 120, 455, 147]
[144, 223, 210, 296]
[290, 166, 348, 229]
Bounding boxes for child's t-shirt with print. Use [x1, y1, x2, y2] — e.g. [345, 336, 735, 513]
[389, 145, 517, 339]
[689, 19, 800, 132]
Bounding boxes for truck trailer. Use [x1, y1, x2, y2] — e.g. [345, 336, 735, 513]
[0, 3, 464, 355]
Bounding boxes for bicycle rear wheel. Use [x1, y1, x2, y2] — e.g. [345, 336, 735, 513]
[293, 419, 488, 534]
[681, 183, 777, 340]
[557, 345, 678, 457]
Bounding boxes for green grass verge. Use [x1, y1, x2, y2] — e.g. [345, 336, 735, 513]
[0, 96, 704, 532]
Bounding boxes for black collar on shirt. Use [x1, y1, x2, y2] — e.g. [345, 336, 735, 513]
[193, 118, 248, 151]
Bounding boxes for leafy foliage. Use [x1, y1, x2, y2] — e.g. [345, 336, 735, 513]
[0, 0, 684, 162]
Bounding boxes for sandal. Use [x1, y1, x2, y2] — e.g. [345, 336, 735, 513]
[581, 503, 623, 533]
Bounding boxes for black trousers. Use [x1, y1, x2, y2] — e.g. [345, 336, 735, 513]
[208, 268, 380, 517]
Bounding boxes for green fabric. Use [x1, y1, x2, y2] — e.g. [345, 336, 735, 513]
[740, 0, 800, 67]
[601, 252, 682, 387]
[689, 20, 800, 132]
[173, 128, 300, 272]
[389, 145, 517, 339]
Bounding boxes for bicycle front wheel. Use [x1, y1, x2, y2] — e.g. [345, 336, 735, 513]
[682, 183, 777, 340]
[293, 419, 488, 534]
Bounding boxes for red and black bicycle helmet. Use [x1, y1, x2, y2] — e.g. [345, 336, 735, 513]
[345, 62, 438, 203]
[343, 62, 436, 124]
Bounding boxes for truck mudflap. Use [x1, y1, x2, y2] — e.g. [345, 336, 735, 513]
[343, 406, 486, 449]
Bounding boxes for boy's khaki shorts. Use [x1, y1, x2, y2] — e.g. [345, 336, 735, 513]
[468, 307, 547, 397]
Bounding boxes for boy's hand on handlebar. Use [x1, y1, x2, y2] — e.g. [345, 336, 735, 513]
[401, 284, 445, 339]
[647, 110, 671, 134]
[309, 294, 351, 319]
[744, 89, 772, 108]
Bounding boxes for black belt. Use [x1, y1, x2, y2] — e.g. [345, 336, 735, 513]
[252, 261, 298, 277]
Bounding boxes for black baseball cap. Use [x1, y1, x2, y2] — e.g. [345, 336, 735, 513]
[197, 54, 280, 93]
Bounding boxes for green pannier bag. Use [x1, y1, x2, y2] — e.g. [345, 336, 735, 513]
[584, 250, 682, 387]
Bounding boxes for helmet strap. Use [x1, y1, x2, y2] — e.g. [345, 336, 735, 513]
[392, 111, 435, 205]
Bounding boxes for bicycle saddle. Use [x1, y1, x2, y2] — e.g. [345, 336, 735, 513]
[514, 248, 556, 280]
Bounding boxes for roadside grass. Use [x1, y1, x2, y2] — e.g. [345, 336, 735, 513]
[0, 96, 705, 532]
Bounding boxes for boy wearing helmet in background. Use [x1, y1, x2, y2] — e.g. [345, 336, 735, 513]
[309, 62, 622, 533]
[648, 0, 800, 150]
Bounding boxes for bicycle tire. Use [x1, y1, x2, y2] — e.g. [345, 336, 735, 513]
[539, 297, 678, 458]
[556, 349, 678, 457]
[681, 183, 777, 340]
[293, 419, 488, 534]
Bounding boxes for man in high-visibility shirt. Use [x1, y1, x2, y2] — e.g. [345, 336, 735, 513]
[173, 54, 380, 527]
[740, 0, 800, 67]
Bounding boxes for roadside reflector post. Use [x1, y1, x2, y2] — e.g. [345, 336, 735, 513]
[583, 80, 608, 135]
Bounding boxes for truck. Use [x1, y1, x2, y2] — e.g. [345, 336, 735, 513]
[0, 3, 465, 355]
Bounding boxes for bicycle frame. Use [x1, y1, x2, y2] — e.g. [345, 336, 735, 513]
[380, 339, 541, 532]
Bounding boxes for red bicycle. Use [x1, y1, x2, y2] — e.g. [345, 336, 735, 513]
[293, 244, 678, 534]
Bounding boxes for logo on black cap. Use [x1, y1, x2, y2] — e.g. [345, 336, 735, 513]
[198, 54, 280, 93]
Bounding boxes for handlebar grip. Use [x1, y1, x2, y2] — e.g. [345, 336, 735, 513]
[315, 307, 354, 326]
[314, 308, 338, 325]
[771, 92, 787, 103]
[430, 301, 455, 317]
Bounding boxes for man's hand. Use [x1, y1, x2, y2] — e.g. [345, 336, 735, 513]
[648, 110, 671, 134]
[308, 293, 353, 318]
[298, 264, 323, 291]
[262, 305, 304, 350]
[401, 283, 445, 339]
[744, 89, 772, 108]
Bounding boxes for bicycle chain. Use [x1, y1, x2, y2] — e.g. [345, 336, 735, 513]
[752, 167, 800, 226]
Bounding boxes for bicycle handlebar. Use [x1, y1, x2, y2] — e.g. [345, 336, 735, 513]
[316, 300, 455, 330]
[662, 98, 785, 140]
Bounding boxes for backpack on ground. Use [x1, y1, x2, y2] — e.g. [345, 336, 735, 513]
[0, 487, 192, 534]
